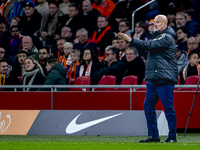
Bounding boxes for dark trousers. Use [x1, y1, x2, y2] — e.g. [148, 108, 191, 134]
[144, 80, 176, 140]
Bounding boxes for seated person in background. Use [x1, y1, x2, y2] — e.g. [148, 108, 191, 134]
[187, 37, 200, 61]
[123, 47, 145, 85]
[56, 37, 66, 61]
[0, 59, 20, 91]
[118, 38, 129, 60]
[118, 19, 132, 37]
[22, 56, 46, 91]
[132, 21, 147, 40]
[10, 17, 20, 28]
[66, 49, 80, 84]
[74, 28, 97, 54]
[112, 37, 119, 49]
[35, 0, 49, 17]
[38, 57, 67, 91]
[39, 47, 50, 76]
[180, 52, 200, 84]
[59, 0, 71, 15]
[176, 27, 188, 52]
[92, 47, 125, 84]
[10, 25, 23, 56]
[16, 50, 28, 76]
[59, 26, 74, 43]
[176, 48, 189, 75]
[78, 48, 102, 84]
[144, 19, 155, 41]
[21, 36, 39, 60]
[58, 42, 73, 68]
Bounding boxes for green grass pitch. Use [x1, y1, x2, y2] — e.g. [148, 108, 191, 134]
[0, 133, 199, 150]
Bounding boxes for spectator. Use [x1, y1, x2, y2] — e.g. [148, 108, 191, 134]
[123, 47, 145, 84]
[66, 49, 80, 84]
[0, 0, 17, 19]
[176, 48, 189, 75]
[59, 26, 74, 43]
[16, 50, 28, 76]
[22, 56, 46, 91]
[166, 7, 177, 27]
[8, 0, 35, 24]
[58, 42, 73, 67]
[56, 37, 66, 61]
[92, 47, 125, 84]
[34, 0, 64, 40]
[92, 0, 115, 18]
[10, 17, 20, 28]
[118, 38, 129, 60]
[20, 1, 42, 36]
[91, 15, 115, 56]
[184, 9, 200, 37]
[176, 27, 188, 51]
[175, 12, 187, 29]
[35, 0, 49, 16]
[74, 28, 97, 54]
[21, 36, 39, 60]
[78, 48, 102, 84]
[180, 52, 200, 84]
[57, 3, 80, 35]
[118, 19, 132, 37]
[79, 0, 101, 38]
[37, 57, 67, 91]
[144, 19, 155, 41]
[0, 59, 20, 91]
[39, 47, 50, 76]
[132, 21, 147, 40]
[187, 37, 200, 55]
[195, 30, 200, 45]
[112, 37, 119, 49]
[10, 25, 23, 56]
[59, 0, 71, 15]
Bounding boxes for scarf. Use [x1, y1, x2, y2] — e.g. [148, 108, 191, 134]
[79, 60, 93, 77]
[183, 64, 200, 81]
[119, 51, 125, 60]
[92, 26, 111, 44]
[23, 68, 39, 91]
[0, 74, 5, 91]
[61, 55, 72, 67]
[132, 32, 143, 39]
[67, 61, 80, 83]
[0, 0, 11, 16]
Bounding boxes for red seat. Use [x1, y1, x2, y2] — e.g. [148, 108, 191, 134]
[176, 75, 200, 91]
[115, 75, 138, 91]
[135, 79, 147, 91]
[68, 76, 91, 91]
[94, 75, 116, 91]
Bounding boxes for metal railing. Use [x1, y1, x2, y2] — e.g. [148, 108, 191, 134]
[132, 0, 156, 32]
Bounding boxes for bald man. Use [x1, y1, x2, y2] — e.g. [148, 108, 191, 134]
[118, 15, 178, 143]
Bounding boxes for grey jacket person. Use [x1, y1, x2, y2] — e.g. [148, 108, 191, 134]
[130, 26, 178, 84]
[177, 50, 189, 75]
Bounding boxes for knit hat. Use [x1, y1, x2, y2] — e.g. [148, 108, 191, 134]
[148, 19, 154, 26]
[24, 1, 36, 8]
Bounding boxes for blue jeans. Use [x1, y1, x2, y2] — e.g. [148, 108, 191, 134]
[144, 80, 176, 140]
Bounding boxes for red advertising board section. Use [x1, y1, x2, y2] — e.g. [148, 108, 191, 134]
[0, 91, 200, 129]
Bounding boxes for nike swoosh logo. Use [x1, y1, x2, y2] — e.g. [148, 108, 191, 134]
[66, 113, 123, 134]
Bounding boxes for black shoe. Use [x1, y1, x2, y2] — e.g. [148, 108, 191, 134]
[164, 138, 177, 143]
[139, 136, 160, 143]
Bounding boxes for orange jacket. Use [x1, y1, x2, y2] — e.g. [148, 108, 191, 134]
[92, 0, 115, 18]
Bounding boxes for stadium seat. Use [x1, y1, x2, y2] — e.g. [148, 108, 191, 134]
[135, 79, 147, 91]
[67, 76, 91, 91]
[114, 75, 138, 91]
[94, 75, 116, 91]
[176, 75, 200, 91]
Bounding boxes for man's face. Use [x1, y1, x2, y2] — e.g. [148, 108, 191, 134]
[176, 14, 186, 28]
[57, 39, 65, 52]
[76, 31, 86, 44]
[68, 6, 78, 18]
[61, 27, 72, 38]
[71, 53, 79, 63]
[112, 39, 119, 49]
[25, 6, 34, 17]
[0, 48, 5, 60]
[18, 53, 27, 64]
[195, 34, 200, 44]
[135, 23, 144, 34]
[11, 27, 20, 37]
[82, 0, 92, 14]
[0, 23, 6, 36]
[126, 49, 136, 62]
[39, 49, 48, 61]
[49, 3, 59, 16]
[154, 16, 166, 32]
[22, 37, 33, 51]
[118, 39, 129, 51]
[97, 17, 108, 29]
[105, 50, 115, 63]
[118, 21, 129, 33]
[176, 50, 182, 60]
[167, 14, 175, 22]
[187, 37, 198, 50]
[0, 62, 8, 74]
[176, 29, 187, 41]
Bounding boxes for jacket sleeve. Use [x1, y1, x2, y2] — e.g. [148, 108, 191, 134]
[99, 61, 125, 75]
[130, 34, 173, 51]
